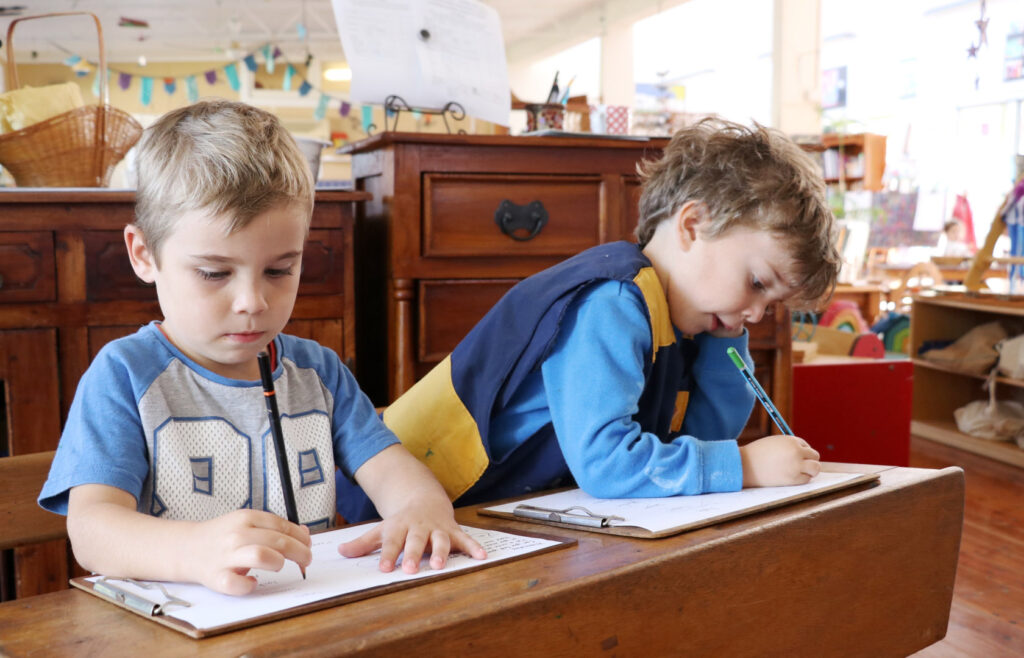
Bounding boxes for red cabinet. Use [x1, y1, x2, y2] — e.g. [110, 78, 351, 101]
[792, 357, 912, 466]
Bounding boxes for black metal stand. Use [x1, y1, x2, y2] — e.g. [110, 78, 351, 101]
[367, 95, 466, 135]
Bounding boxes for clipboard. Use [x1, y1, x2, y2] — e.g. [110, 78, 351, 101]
[478, 469, 881, 539]
[70, 523, 573, 639]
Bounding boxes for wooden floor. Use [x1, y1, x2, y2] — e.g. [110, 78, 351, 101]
[909, 435, 1024, 657]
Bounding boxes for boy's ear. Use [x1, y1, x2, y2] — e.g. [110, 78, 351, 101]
[675, 201, 709, 250]
[124, 224, 157, 283]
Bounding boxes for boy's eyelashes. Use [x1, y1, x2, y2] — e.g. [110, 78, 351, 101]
[194, 265, 296, 281]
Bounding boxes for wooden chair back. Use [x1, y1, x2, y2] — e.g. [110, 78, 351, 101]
[0, 451, 66, 550]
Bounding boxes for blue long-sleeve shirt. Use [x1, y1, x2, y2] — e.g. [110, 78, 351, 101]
[489, 279, 755, 497]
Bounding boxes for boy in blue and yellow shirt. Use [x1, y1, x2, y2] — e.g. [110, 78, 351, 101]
[340, 117, 839, 521]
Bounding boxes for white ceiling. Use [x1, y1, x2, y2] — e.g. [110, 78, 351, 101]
[0, 0, 619, 66]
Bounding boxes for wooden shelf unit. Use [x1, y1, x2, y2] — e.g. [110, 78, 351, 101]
[910, 292, 1024, 468]
[820, 132, 887, 192]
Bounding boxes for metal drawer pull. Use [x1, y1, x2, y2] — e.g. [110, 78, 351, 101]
[494, 199, 548, 241]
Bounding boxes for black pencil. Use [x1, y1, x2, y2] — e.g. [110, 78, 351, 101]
[257, 351, 306, 579]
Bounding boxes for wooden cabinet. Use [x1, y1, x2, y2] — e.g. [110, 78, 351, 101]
[820, 132, 887, 192]
[910, 292, 1024, 468]
[343, 132, 791, 441]
[0, 189, 365, 599]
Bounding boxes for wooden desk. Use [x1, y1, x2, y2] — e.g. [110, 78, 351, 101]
[342, 132, 792, 441]
[0, 188, 367, 598]
[0, 464, 963, 656]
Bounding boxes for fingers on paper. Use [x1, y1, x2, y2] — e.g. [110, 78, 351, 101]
[450, 528, 487, 562]
[211, 569, 260, 596]
[337, 525, 382, 560]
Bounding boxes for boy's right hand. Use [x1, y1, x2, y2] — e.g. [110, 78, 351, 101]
[188, 509, 312, 595]
[67, 485, 312, 596]
[739, 435, 821, 487]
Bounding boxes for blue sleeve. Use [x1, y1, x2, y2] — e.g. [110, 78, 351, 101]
[679, 332, 757, 440]
[38, 345, 152, 514]
[540, 280, 743, 497]
[300, 342, 399, 480]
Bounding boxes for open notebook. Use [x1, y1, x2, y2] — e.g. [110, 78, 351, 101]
[71, 523, 571, 638]
[479, 470, 880, 539]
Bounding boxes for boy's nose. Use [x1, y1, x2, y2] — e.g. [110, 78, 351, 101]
[745, 302, 768, 324]
[232, 280, 269, 314]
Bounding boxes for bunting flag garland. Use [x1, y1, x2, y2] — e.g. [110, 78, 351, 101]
[57, 40, 366, 134]
[140, 76, 153, 106]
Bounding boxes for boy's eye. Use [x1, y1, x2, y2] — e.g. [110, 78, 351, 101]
[197, 269, 228, 281]
[752, 276, 767, 292]
[266, 266, 295, 278]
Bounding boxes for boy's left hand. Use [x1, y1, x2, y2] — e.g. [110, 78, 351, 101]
[338, 444, 487, 572]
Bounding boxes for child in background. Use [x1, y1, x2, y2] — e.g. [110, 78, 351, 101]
[939, 219, 971, 257]
[39, 100, 484, 596]
[338, 117, 840, 522]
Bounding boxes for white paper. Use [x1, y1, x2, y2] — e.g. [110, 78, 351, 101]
[331, 0, 511, 126]
[88, 524, 559, 631]
[484, 471, 866, 534]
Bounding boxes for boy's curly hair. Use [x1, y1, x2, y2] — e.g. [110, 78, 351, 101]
[134, 99, 314, 264]
[635, 117, 840, 310]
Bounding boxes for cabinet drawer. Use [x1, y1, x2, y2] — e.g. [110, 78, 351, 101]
[423, 174, 603, 258]
[84, 229, 346, 301]
[85, 231, 155, 301]
[0, 232, 55, 303]
[418, 279, 518, 362]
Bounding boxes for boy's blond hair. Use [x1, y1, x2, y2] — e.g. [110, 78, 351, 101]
[134, 99, 314, 263]
[636, 117, 840, 310]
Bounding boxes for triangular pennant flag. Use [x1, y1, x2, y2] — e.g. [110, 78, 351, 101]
[92, 69, 102, 98]
[118, 72, 132, 91]
[298, 80, 313, 97]
[140, 76, 154, 106]
[224, 63, 240, 92]
[272, 46, 282, 59]
[186, 75, 199, 102]
[204, 70, 218, 85]
[314, 93, 329, 121]
[282, 65, 294, 91]
[263, 44, 275, 73]
[63, 54, 82, 66]
[340, 101, 351, 117]
[163, 77, 176, 95]
[296, 23, 307, 39]
[243, 54, 258, 72]
[361, 105, 373, 133]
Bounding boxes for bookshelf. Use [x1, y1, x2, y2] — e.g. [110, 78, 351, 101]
[910, 292, 1024, 468]
[820, 132, 887, 192]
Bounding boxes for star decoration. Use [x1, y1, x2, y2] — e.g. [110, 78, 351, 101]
[976, 17, 989, 46]
[967, 43, 979, 59]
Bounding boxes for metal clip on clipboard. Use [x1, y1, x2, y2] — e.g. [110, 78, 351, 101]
[512, 504, 625, 528]
[93, 577, 191, 616]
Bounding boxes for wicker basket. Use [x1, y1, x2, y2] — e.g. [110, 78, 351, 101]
[0, 12, 142, 187]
